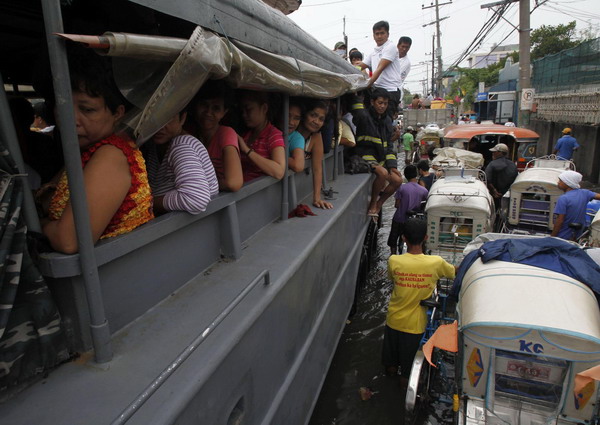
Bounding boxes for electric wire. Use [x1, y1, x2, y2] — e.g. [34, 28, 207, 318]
[446, 2, 512, 70]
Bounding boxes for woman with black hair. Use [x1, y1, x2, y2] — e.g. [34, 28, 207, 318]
[297, 100, 333, 210]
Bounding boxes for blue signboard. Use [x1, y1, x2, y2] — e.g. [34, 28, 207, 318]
[476, 92, 488, 102]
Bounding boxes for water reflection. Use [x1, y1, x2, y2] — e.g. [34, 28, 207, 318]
[308, 186, 453, 425]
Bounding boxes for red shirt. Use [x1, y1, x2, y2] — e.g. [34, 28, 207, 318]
[241, 122, 284, 182]
[206, 125, 240, 182]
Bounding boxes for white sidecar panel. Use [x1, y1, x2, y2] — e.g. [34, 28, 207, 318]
[508, 168, 564, 228]
[459, 259, 600, 362]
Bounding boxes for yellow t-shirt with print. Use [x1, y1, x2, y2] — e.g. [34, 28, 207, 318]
[386, 253, 455, 334]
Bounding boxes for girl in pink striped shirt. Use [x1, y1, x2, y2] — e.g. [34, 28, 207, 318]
[145, 111, 219, 215]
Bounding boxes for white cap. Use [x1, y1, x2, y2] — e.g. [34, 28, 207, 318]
[489, 143, 509, 153]
[559, 170, 582, 189]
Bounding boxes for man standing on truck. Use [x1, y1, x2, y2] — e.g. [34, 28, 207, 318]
[397, 36, 412, 102]
[358, 21, 404, 117]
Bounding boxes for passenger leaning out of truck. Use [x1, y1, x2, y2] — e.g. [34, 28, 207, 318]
[297, 99, 334, 209]
[42, 47, 153, 254]
[188, 80, 243, 192]
[144, 109, 219, 215]
[352, 88, 401, 217]
[279, 98, 306, 173]
[551, 170, 600, 241]
[238, 90, 286, 182]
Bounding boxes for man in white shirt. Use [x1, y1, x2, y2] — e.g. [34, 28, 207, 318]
[359, 21, 404, 117]
[397, 36, 412, 99]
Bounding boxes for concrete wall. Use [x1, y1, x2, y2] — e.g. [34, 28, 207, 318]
[529, 119, 600, 183]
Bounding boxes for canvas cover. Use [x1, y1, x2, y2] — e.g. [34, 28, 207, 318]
[75, 27, 368, 142]
[431, 147, 484, 169]
[463, 232, 578, 254]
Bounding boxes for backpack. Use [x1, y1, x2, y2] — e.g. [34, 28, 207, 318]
[345, 155, 371, 174]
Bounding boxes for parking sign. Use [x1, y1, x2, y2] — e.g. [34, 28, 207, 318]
[521, 88, 535, 110]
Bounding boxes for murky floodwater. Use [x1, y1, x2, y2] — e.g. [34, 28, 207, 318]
[308, 199, 400, 425]
[309, 165, 454, 425]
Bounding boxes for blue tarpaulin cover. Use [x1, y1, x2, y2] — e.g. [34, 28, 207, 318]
[452, 238, 600, 299]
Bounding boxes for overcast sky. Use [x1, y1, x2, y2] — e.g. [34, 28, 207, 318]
[289, 0, 600, 94]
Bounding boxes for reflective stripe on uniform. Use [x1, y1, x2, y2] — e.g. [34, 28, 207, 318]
[357, 135, 382, 145]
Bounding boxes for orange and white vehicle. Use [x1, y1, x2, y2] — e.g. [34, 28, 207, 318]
[442, 124, 540, 170]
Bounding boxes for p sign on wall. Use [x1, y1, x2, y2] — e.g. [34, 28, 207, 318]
[521, 88, 535, 110]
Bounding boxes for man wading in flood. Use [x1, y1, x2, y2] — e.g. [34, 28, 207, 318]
[383, 219, 456, 387]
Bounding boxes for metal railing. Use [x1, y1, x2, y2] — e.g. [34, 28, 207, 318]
[42, 0, 112, 363]
[111, 269, 271, 425]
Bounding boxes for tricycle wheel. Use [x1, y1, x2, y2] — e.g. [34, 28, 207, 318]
[405, 350, 430, 425]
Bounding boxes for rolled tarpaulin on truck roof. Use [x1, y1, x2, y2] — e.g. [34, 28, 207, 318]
[57, 32, 186, 61]
[62, 26, 369, 142]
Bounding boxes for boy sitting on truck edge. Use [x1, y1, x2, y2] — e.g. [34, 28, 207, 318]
[352, 87, 401, 216]
[383, 218, 456, 385]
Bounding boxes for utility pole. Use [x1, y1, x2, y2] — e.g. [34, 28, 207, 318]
[422, 1, 452, 96]
[421, 62, 426, 93]
[518, 0, 531, 126]
[481, 0, 532, 126]
[434, 0, 443, 96]
[343, 16, 348, 60]
[418, 61, 430, 94]
[432, 35, 436, 96]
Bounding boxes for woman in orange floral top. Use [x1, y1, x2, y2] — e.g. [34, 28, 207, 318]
[43, 50, 153, 254]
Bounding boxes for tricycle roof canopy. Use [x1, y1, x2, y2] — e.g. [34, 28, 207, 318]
[459, 259, 600, 361]
[510, 167, 564, 194]
[443, 124, 540, 140]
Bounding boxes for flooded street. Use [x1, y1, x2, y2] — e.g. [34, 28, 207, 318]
[309, 163, 455, 425]
[308, 198, 402, 425]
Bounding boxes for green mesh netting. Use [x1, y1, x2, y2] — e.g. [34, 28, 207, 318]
[532, 38, 600, 94]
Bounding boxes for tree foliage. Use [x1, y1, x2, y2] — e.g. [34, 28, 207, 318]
[531, 21, 579, 60]
[402, 89, 413, 106]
